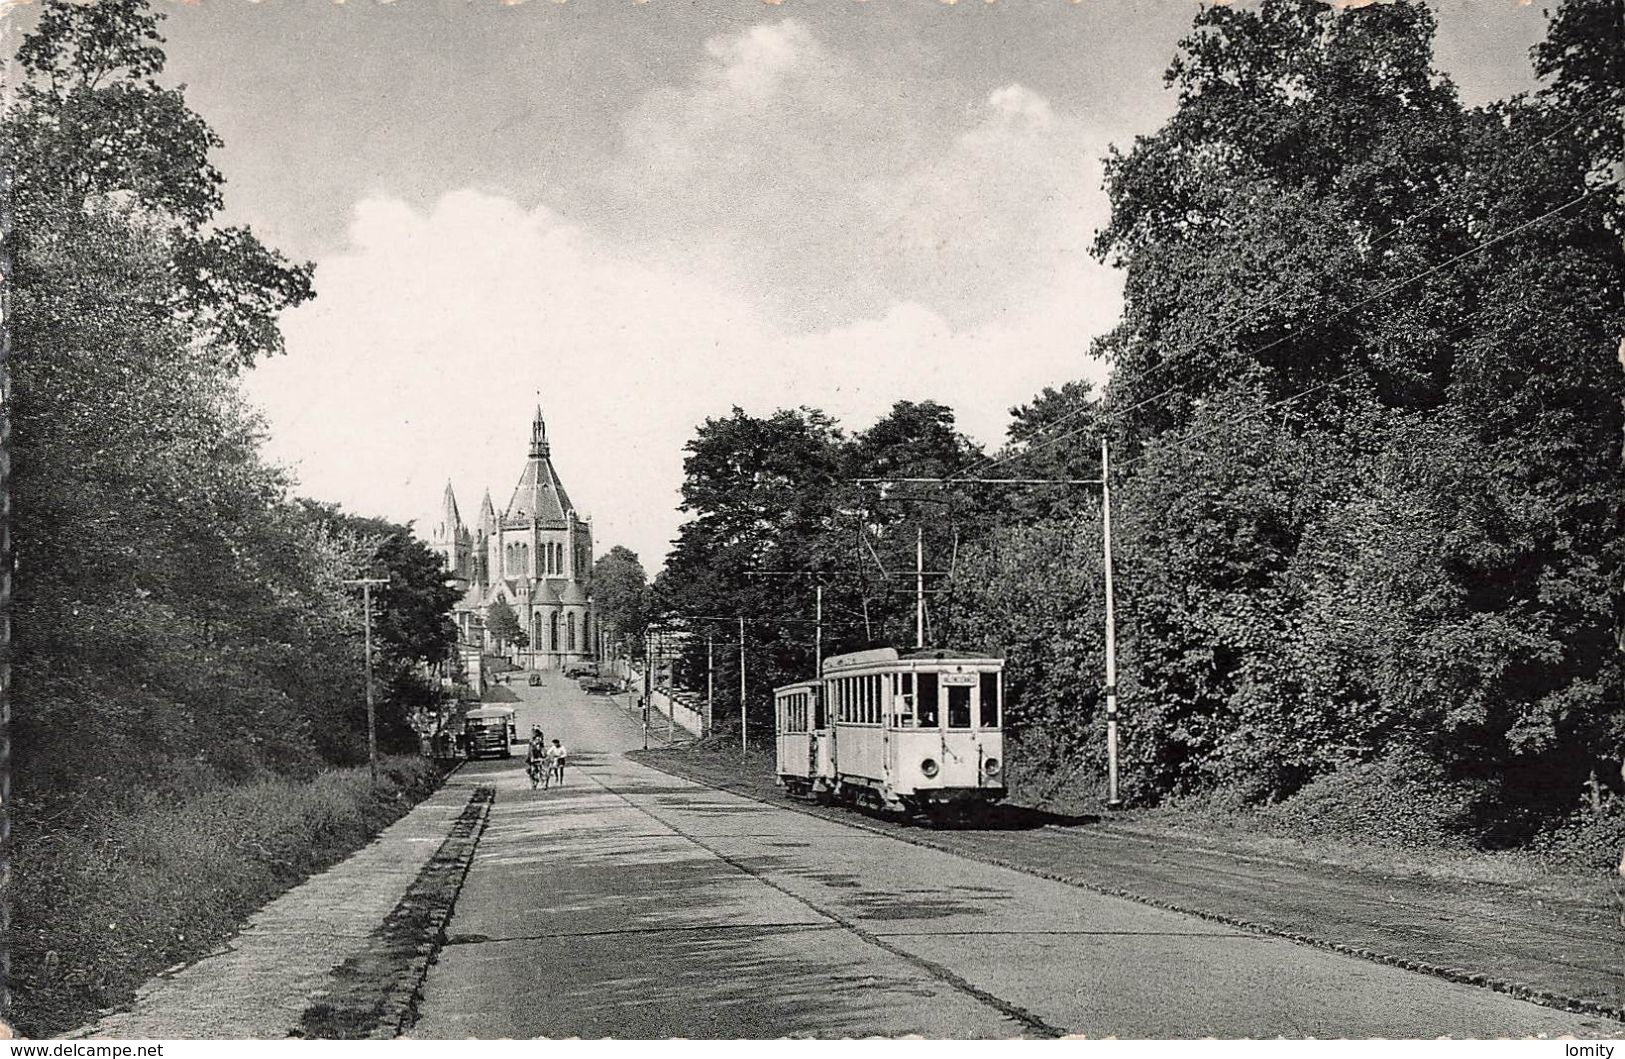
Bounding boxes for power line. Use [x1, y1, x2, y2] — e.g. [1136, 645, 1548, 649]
[1114, 302, 1496, 473]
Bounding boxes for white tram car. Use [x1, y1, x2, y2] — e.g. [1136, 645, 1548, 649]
[774, 647, 1005, 818]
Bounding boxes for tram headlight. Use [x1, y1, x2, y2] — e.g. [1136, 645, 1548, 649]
[983, 757, 1002, 777]
[920, 758, 940, 778]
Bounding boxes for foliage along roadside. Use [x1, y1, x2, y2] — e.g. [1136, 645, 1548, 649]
[653, 0, 1624, 857]
[5, 0, 468, 1028]
[8, 0, 461, 809]
[8, 756, 448, 1039]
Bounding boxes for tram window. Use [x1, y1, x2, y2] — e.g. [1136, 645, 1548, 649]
[980, 672, 1000, 728]
[917, 673, 939, 727]
[813, 688, 826, 729]
[947, 685, 972, 729]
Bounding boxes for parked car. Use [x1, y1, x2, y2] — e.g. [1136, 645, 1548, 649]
[527, 671, 543, 686]
[563, 661, 599, 679]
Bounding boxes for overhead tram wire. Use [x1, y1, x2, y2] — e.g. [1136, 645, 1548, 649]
[958, 178, 1619, 483]
[949, 107, 1619, 483]
[1111, 302, 1502, 474]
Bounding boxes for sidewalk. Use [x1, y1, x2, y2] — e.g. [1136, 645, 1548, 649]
[74, 771, 485, 1039]
[633, 745, 1625, 1022]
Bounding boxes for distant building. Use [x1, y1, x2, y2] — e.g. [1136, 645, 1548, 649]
[431, 407, 596, 669]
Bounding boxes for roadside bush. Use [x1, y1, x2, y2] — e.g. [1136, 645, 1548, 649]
[1250, 750, 1493, 850]
[8, 756, 445, 1038]
[1528, 807, 1625, 874]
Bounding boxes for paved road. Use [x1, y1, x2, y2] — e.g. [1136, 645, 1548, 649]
[411, 677, 1624, 1039]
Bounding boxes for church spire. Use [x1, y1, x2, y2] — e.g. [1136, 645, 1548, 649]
[530, 404, 549, 458]
[441, 481, 461, 531]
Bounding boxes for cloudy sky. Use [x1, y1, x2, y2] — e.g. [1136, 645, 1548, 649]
[128, 0, 1550, 567]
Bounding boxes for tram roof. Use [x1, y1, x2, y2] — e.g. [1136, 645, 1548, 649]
[821, 646, 1001, 673]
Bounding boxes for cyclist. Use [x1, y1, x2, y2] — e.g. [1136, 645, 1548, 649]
[525, 727, 548, 789]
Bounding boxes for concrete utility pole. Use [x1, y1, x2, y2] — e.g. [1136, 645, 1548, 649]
[642, 632, 652, 752]
[815, 583, 823, 680]
[342, 577, 390, 785]
[664, 629, 674, 742]
[915, 526, 925, 649]
[738, 616, 747, 761]
[1101, 438, 1121, 808]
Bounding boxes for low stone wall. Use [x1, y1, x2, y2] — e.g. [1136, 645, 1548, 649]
[649, 686, 704, 737]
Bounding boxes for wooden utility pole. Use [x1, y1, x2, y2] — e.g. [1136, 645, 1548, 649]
[738, 616, 747, 760]
[342, 577, 390, 785]
[706, 627, 715, 738]
[664, 629, 674, 742]
[1101, 439, 1121, 808]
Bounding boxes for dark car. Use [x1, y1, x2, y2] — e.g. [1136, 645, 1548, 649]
[527, 672, 543, 686]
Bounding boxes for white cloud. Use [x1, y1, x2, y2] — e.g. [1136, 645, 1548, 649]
[594, 20, 1110, 333]
[244, 21, 1123, 569]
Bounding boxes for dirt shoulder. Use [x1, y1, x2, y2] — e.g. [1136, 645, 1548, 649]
[630, 743, 1625, 1023]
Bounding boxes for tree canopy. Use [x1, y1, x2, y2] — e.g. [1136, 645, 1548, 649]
[7, 0, 457, 805]
[657, 0, 1624, 843]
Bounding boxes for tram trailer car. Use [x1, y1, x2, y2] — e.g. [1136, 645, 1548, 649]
[774, 647, 1005, 819]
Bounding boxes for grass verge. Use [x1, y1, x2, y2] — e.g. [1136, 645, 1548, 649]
[9, 756, 449, 1039]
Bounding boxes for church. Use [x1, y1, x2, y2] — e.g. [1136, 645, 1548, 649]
[430, 407, 597, 670]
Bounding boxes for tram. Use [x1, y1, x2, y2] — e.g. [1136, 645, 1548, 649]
[773, 647, 1006, 819]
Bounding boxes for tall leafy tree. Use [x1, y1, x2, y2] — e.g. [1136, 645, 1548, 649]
[591, 545, 651, 655]
[657, 407, 846, 736]
[484, 598, 525, 655]
[952, 0, 1624, 824]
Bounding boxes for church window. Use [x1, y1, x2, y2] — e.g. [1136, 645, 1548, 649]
[567, 613, 577, 651]
[550, 613, 560, 652]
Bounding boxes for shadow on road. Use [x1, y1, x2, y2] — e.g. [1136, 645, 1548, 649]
[935, 804, 1102, 832]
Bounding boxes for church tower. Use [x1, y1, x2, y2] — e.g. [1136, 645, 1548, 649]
[441, 408, 596, 670]
[430, 482, 472, 583]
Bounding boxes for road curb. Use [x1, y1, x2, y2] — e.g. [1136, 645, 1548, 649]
[292, 784, 495, 1039]
[630, 752, 1625, 1027]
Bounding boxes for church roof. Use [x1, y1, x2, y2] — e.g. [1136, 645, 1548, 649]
[504, 461, 574, 524]
[504, 406, 575, 524]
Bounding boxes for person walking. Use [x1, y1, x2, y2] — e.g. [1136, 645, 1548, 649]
[547, 738, 569, 787]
